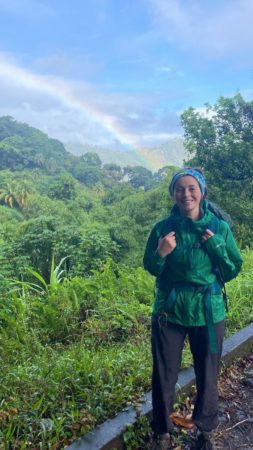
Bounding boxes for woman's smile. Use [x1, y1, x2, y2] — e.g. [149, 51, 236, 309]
[174, 175, 202, 219]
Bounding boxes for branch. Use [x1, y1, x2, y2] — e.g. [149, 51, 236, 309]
[217, 418, 252, 437]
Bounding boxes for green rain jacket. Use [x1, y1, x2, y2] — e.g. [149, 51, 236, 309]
[143, 201, 243, 327]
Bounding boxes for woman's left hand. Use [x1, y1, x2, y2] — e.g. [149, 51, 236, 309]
[201, 228, 214, 242]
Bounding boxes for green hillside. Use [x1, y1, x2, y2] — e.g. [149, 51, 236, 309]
[0, 116, 78, 173]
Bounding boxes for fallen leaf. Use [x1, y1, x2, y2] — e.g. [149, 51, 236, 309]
[170, 412, 195, 429]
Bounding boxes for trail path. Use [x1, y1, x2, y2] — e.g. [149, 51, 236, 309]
[182, 352, 252, 449]
[147, 352, 253, 450]
[214, 352, 253, 449]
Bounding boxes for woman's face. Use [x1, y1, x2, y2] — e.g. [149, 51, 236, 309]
[173, 175, 202, 219]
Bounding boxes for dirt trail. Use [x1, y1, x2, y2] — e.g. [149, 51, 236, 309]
[214, 352, 253, 450]
[148, 352, 253, 450]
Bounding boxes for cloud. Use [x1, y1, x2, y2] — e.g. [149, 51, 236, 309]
[147, 0, 253, 59]
[127, 113, 140, 120]
[194, 106, 216, 119]
[132, 132, 182, 147]
[0, 54, 182, 149]
[157, 66, 172, 73]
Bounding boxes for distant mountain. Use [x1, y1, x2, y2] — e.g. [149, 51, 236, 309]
[65, 138, 185, 171]
[0, 115, 185, 174]
[65, 142, 149, 168]
[138, 139, 185, 170]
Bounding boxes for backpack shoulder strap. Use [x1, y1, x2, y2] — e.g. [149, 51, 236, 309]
[160, 216, 174, 237]
[207, 215, 220, 234]
[207, 214, 229, 311]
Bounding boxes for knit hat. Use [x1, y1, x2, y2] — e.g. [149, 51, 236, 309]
[169, 168, 206, 196]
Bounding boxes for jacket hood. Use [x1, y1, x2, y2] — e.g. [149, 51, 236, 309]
[170, 200, 214, 236]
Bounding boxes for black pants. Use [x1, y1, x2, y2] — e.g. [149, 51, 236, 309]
[151, 316, 225, 434]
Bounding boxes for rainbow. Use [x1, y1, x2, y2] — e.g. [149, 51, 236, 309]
[0, 58, 167, 170]
[0, 58, 138, 145]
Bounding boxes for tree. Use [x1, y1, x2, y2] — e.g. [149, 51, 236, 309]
[181, 94, 253, 189]
[81, 152, 102, 168]
[181, 93, 253, 246]
[123, 166, 154, 190]
[72, 162, 102, 186]
[0, 116, 30, 141]
[153, 165, 179, 184]
[15, 216, 57, 281]
[102, 183, 135, 205]
[103, 163, 123, 182]
[73, 230, 120, 275]
[47, 175, 76, 200]
[72, 153, 103, 187]
[0, 181, 31, 208]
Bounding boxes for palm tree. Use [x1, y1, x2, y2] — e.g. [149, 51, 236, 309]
[0, 181, 31, 209]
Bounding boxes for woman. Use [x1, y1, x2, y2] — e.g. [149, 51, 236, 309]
[143, 168, 243, 450]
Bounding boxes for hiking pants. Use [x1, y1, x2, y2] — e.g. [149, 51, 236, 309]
[151, 315, 225, 433]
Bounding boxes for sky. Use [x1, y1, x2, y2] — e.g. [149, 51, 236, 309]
[0, 0, 252, 150]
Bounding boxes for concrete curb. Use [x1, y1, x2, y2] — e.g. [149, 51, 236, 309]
[67, 323, 253, 450]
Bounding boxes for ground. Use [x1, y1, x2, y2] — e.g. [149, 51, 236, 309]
[176, 352, 253, 450]
[214, 352, 253, 449]
[145, 352, 253, 450]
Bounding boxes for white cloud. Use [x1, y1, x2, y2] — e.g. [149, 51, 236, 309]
[0, 54, 182, 149]
[127, 113, 140, 120]
[157, 66, 172, 73]
[194, 107, 216, 119]
[148, 0, 253, 58]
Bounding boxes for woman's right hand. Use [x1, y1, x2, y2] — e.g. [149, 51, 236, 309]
[157, 231, 176, 257]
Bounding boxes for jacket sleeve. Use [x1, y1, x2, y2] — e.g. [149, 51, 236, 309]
[204, 221, 243, 282]
[143, 222, 167, 277]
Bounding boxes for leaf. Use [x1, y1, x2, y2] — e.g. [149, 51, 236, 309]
[170, 412, 195, 429]
[27, 268, 48, 291]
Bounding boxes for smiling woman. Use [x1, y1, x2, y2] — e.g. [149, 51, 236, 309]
[173, 176, 202, 220]
[143, 167, 243, 450]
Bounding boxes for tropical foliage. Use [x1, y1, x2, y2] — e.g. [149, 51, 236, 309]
[0, 93, 253, 448]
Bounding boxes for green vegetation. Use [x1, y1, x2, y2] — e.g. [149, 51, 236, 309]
[0, 261, 154, 448]
[0, 93, 253, 448]
[1, 253, 252, 448]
